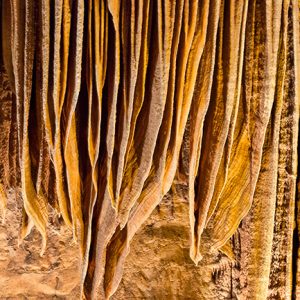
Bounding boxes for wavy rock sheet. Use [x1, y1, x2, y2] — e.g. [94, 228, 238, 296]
[0, 0, 299, 299]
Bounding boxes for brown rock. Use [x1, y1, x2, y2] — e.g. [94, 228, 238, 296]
[0, 0, 299, 299]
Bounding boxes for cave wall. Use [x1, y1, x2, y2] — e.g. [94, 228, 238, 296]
[0, 0, 299, 299]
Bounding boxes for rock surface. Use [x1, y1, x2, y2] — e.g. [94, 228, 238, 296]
[0, 1, 299, 299]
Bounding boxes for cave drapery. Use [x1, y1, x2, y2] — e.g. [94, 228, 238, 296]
[0, 0, 299, 299]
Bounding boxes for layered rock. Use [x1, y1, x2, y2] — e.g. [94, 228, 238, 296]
[0, 0, 299, 299]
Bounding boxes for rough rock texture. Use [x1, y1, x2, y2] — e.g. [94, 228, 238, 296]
[0, 0, 299, 299]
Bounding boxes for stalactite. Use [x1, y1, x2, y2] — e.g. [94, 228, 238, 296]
[0, 0, 299, 299]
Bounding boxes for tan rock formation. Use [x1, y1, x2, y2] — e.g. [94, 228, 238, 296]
[0, 0, 299, 299]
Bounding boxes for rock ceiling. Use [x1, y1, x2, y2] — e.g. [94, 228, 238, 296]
[0, 0, 299, 299]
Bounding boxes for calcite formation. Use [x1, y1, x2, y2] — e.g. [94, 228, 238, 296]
[0, 0, 299, 299]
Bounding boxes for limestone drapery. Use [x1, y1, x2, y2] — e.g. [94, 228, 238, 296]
[0, 0, 299, 299]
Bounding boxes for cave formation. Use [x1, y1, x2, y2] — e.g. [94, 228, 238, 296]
[0, 0, 299, 299]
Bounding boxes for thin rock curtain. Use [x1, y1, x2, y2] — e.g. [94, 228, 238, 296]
[0, 0, 299, 299]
